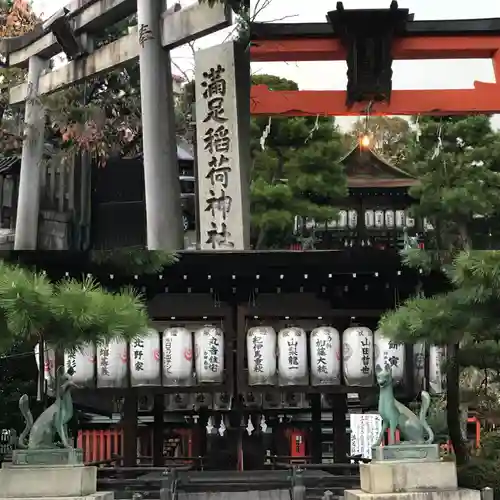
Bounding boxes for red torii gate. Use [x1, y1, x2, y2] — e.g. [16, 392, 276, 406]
[250, 4, 500, 117]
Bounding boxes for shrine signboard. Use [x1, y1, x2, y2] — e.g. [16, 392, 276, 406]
[195, 41, 250, 250]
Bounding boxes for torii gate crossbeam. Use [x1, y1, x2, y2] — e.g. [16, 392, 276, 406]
[250, 17, 500, 116]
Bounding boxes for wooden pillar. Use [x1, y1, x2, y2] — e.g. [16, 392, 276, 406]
[332, 394, 349, 463]
[153, 394, 165, 466]
[310, 394, 322, 464]
[196, 408, 209, 469]
[122, 391, 138, 467]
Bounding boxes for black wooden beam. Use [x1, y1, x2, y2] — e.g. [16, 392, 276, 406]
[250, 18, 500, 40]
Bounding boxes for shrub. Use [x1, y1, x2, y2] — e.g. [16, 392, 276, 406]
[458, 458, 500, 500]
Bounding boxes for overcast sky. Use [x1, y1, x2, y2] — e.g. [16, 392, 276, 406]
[32, 0, 500, 129]
[251, 0, 500, 129]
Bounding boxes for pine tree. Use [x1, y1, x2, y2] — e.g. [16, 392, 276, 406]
[0, 260, 148, 353]
[379, 115, 500, 464]
[250, 74, 347, 248]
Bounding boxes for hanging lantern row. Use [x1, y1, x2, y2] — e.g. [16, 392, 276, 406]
[295, 212, 436, 232]
[246, 326, 446, 394]
[34, 326, 225, 389]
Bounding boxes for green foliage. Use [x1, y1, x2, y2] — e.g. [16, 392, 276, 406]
[90, 248, 178, 275]
[250, 74, 347, 248]
[407, 116, 500, 252]
[380, 250, 500, 345]
[378, 116, 500, 464]
[458, 458, 500, 494]
[0, 261, 148, 353]
[477, 430, 500, 461]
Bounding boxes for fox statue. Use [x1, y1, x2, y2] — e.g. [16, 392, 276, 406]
[375, 363, 434, 445]
[18, 367, 78, 449]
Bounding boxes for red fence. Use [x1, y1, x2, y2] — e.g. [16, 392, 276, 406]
[78, 429, 123, 464]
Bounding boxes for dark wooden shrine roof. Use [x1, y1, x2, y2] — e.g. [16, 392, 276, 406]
[341, 144, 418, 189]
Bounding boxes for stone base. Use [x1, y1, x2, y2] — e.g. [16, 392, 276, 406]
[12, 448, 84, 466]
[346, 489, 480, 500]
[360, 460, 457, 494]
[372, 444, 440, 462]
[0, 464, 96, 497]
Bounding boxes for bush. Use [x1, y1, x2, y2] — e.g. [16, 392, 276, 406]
[478, 431, 500, 461]
[458, 458, 500, 500]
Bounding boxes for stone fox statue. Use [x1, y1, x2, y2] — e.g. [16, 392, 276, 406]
[18, 367, 78, 449]
[375, 363, 434, 445]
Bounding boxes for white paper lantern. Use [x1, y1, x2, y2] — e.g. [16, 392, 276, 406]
[364, 210, 374, 228]
[338, 210, 347, 228]
[348, 210, 358, 228]
[374, 210, 384, 228]
[342, 327, 374, 386]
[247, 326, 277, 385]
[374, 329, 405, 384]
[310, 326, 341, 385]
[34, 342, 55, 380]
[406, 214, 415, 227]
[64, 344, 95, 387]
[413, 342, 426, 393]
[163, 327, 194, 386]
[97, 339, 128, 388]
[34, 343, 56, 394]
[130, 329, 161, 387]
[327, 218, 337, 229]
[395, 210, 405, 228]
[429, 345, 447, 394]
[384, 210, 395, 228]
[194, 326, 224, 384]
[278, 327, 308, 386]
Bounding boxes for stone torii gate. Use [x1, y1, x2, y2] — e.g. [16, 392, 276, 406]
[1, 0, 232, 250]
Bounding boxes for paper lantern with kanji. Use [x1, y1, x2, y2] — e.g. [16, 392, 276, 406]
[429, 345, 447, 394]
[310, 326, 341, 385]
[130, 329, 161, 387]
[413, 342, 426, 393]
[278, 327, 308, 386]
[342, 327, 374, 386]
[194, 326, 224, 384]
[97, 339, 128, 388]
[64, 343, 96, 387]
[374, 329, 405, 384]
[163, 327, 194, 386]
[247, 326, 277, 385]
[34, 342, 56, 393]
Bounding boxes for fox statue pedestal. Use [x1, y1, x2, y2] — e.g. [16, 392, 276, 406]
[0, 460, 113, 500]
[0, 369, 114, 500]
[0, 464, 112, 500]
[345, 450, 480, 500]
[346, 365, 480, 500]
[0, 449, 114, 500]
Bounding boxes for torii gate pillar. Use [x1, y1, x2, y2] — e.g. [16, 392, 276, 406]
[137, 0, 183, 250]
[14, 56, 48, 250]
